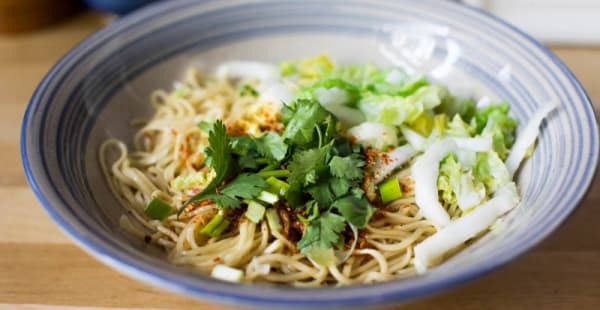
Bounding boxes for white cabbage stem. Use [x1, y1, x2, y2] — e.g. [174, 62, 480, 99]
[505, 102, 558, 176]
[412, 137, 493, 227]
[413, 183, 520, 273]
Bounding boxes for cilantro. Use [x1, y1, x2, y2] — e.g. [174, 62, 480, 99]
[287, 145, 331, 188]
[332, 195, 374, 228]
[329, 155, 364, 180]
[297, 212, 346, 251]
[283, 99, 330, 145]
[199, 193, 242, 209]
[330, 177, 351, 197]
[286, 144, 331, 207]
[281, 102, 295, 125]
[306, 180, 336, 206]
[203, 120, 233, 186]
[231, 136, 259, 170]
[323, 115, 338, 145]
[255, 132, 288, 162]
[220, 173, 267, 200]
[306, 176, 353, 206]
[179, 122, 269, 214]
[181, 174, 267, 210]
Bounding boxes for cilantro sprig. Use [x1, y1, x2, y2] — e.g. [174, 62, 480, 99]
[177, 98, 376, 266]
[178, 121, 267, 215]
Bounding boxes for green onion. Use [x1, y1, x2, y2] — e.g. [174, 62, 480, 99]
[255, 158, 271, 165]
[257, 191, 279, 205]
[244, 201, 266, 223]
[266, 177, 290, 196]
[379, 178, 403, 204]
[211, 219, 231, 237]
[257, 169, 290, 179]
[197, 121, 212, 132]
[200, 213, 230, 237]
[211, 264, 244, 282]
[144, 198, 172, 220]
[266, 208, 281, 232]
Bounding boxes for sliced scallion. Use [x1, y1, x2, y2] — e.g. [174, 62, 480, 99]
[144, 198, 172, 220]
[265, 177, 290, 196]
[257, 191, 279, 205]
[379, 178, 403, 204]
[266, 208, 281, 232]
[211, 264, 244, 282]
[200, 213, 230, 237]
[245, 201, 266, 223]
[257, 169, 290, 179]
[210, 219, 231, 237]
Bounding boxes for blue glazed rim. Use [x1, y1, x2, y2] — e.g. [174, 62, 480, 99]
[21, 0, 599, 308]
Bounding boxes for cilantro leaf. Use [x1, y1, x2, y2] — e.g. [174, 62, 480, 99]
[201, 193, 242, 209]
[323, 114, 338, 144]
[255, 132, 288, 162]
[281, 102, 296, 125]
[297, 211, 346, 251]
[287, 145, 331, 187]
[220, 173, 267, 200]
[231, 136, 259, 170]
[283, 99, 330, 145]
[286, 145, 331, 207]
[329, 155, 364, 180]
[306, 176, 354, 206]
[204, 120, 233, 187]
[306, 181, 336, 206]
[179, 174, 266, 211]
[180, 120, 233, 215]
[332, 195, 374, 228]
[330, 177, 351, 197]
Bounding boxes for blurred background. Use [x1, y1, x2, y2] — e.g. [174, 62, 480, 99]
[1, 0, 599, 45]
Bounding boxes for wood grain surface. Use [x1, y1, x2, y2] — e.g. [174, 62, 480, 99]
[1, 11, 599, 310]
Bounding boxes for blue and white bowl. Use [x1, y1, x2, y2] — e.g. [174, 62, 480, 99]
[21, 0, 599, 308]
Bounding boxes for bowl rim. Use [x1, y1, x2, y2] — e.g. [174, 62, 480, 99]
[21, 0, 599, 307]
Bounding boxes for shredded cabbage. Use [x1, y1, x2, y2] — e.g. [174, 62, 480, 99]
[411, 139, 456, 227]
[269, 56, 553, 275]
[505, 102, 558, 176]
[473, 151, 511, 194]
[372, 145, 417, 184]
[474, 103, 518, 159]
[438, 155, 486, 212]
[445, 114, 473, 137]
[413, 182, 520, 273]
[170, 170, 215, 191]
[362, 68, 428, 96]
[358, 85, 447, 126]
[347, 122, 398, 150]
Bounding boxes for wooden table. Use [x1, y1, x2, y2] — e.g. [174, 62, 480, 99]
[1, 12, 599, 310]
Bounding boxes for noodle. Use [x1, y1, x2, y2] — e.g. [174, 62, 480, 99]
[99, 68, 440, 286]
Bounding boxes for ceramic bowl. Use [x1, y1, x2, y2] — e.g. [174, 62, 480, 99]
[21, 0, 598, 308]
